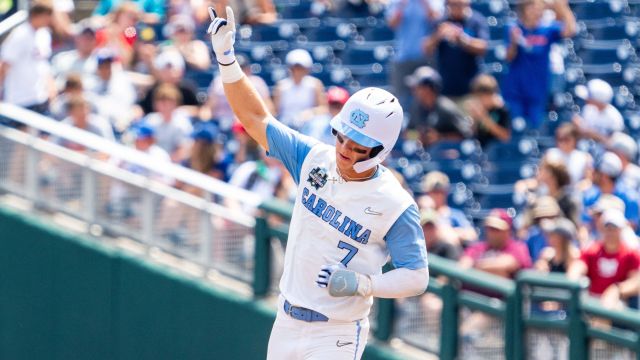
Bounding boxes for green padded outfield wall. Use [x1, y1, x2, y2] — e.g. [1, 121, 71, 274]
[0, 206, 402, 360]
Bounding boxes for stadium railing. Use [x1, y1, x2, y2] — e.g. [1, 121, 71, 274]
[256, 200, 640, 360]
[0, 104, 261, 282]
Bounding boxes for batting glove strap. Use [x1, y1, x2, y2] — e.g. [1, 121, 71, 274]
[328, 269, 372, 297]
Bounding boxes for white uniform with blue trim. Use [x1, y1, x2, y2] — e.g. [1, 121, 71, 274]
[265, 120, 426, 360]
[282, 144, 415, 321]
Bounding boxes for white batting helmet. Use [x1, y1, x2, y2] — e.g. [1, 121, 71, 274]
[330, 87, 403, 173]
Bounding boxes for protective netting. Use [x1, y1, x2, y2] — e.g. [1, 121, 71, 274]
[394, 295, 441, 354]
[526, 328, 569, 360]
[458, 306, 505, 360]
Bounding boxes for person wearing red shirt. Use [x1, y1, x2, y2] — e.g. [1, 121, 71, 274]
[569, 209, 640, 309]
[459, 208, 532, 278]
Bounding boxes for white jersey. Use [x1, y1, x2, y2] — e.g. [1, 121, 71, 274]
[280, 144, 415, 321]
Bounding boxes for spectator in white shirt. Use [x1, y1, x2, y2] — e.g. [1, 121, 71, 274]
[273, 49, 326, 129]
[0, 1, 54, 116]
[85, 48, 137, 132]
[141, 83, 193, 162]
[609, 132, 640, 191]
[59, 96, 115, 151]
[545, 122, 592, 185]
[572, 79, 624, 143]
[51, 24, 98, 88]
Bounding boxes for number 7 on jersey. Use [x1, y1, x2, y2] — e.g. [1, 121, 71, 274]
[337, 240, 359, 267]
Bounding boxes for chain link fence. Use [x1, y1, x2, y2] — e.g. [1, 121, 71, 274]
[394, 294, 440, 354]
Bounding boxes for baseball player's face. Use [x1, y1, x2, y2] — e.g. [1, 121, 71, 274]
[334, 132, 372, 171]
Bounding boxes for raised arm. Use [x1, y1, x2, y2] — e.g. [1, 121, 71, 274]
[208, 7, 275, 151]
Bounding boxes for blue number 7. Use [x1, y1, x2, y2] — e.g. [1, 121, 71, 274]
[337, 241, 359, 267]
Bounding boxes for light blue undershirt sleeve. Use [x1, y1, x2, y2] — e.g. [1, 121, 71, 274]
[384, 204, 428, 270]
[266, 120, 319, 184]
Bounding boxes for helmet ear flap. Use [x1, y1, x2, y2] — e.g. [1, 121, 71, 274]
[370, 145, 384, 158]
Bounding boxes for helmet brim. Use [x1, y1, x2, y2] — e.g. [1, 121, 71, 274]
[330, 116, 382, 148]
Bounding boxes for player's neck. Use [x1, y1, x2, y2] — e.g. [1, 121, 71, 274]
[337, 165, 377, 182]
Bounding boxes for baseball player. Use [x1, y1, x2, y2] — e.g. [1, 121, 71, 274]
[208, 7, 429, 359]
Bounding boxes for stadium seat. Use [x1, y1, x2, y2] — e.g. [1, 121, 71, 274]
[570, 0, 629, 22]
[484, 138, 539, 163]
[577, 40, 636, 65]
[588, 23, 639, 41]
[472, 0, 508, 17]
[356, 25, 395, 44]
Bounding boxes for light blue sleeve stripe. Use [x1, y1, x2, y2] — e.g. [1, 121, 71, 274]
[384, 204, 428, 270]
[266, 120, 318, 184]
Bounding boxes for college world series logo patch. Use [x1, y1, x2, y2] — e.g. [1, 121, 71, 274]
[350, 109, 369, 128]
[307, 167, 328, 190]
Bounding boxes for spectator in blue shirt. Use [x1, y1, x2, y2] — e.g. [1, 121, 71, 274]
[422, 0, 488, 99]
[386, 0, 440, 109]
[502, 0, 576, 129]
[421, 170, 478, 246]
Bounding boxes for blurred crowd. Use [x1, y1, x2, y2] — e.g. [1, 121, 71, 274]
[2, 0, 640, 319]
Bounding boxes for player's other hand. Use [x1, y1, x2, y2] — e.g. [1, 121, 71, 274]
[316, 264, 372, 297]
[207, 6, 236, 65]
[316, 264, 342, 288]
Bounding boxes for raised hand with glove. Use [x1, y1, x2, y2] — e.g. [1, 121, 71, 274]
[207, 6, 244, 83]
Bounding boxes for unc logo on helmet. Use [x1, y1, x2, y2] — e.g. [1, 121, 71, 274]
[349, 109, 369, 129]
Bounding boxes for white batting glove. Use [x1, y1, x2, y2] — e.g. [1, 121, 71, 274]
[207, 6, 236, 66]
[316, 264, 373, 297]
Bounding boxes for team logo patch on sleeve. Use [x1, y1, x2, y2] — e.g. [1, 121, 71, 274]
[350, 109, 369, 129]
[307, 167, 328, 190]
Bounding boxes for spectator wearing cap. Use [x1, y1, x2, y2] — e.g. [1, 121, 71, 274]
[522, 196, 562, 261]
[464, 74, 511, 148]
[300, 86, 350, 145]
[405, 66, 471, 146]
[421, 171, 478, 246]
[124, 124, 172, 176]
[160, 14, 211, 72]
[535, 217, 579, 274]
[0, 1, 54, 116]
[609, 132, 640, 191]
[51, 23, 98, 87]
[502, 0, 576, 129]
[137, 50, 200, 115]
[572, 79, 624, 143]
[385, 0, 440, 109]
[180, 122, 230, 186]
[587, 194, 638, 250]
[582, 151, 640, 231]
[545, 122, 592, 185]
[459, 209, 532, 278]
[422, 0, 488, 99]
[140, 83, 193, 162]
[93, 0, 165, 24]
[85, 48, 137, 131]
[568, 209, 640, 308]
[206, 54, 274, 126]
[420, 208, 462, 260]
[273, 49, 326, 129]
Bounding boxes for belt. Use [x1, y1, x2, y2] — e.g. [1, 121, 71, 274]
[284, 300, 329, 322]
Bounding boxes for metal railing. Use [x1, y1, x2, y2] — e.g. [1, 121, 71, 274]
[254, 201, 640, 360]
[0, 104, 262, 282]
